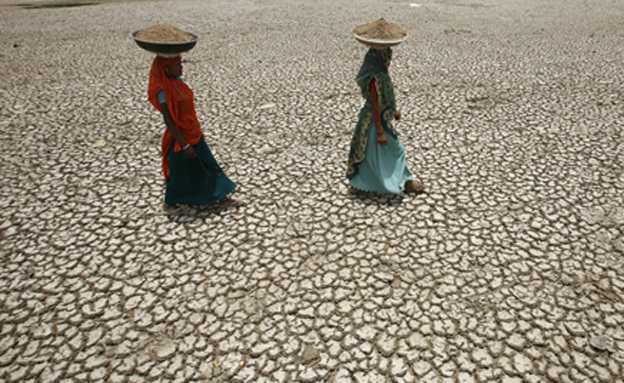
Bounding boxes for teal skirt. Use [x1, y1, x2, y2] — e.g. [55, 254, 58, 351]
[164, 137, 236, 206]
[349, 121, 413, 195]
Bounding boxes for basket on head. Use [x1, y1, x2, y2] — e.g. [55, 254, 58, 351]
[353, 19, 406, 49]
[131, 23, 198, 56]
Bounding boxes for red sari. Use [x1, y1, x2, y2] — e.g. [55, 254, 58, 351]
[147, 56, 203, 182]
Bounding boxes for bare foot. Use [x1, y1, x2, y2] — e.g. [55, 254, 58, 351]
[404, 181, 425, 194]
[162, 203, 187, 215]
[217, 197, 244, 209]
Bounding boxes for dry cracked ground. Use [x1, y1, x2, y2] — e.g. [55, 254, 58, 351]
[1, 0, 624, 382]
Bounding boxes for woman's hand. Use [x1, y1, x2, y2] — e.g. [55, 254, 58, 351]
[377, 131, 387, 146]
[183, 145, 197, 159]
[161, 103, 197, 159]
[369, 80, 387, 146]
[395, 111, 402, 121]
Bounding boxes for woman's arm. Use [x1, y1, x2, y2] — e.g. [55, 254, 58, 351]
[369, 80, 387, 146]
[160, 102, 197, 159]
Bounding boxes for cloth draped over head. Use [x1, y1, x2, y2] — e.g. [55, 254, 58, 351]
[355, 47, 396, 112]
[347, 48, 398, 179]
[148, 55, 203, 182]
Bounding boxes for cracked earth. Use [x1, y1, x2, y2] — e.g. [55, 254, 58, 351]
[0, 0, 623, 381]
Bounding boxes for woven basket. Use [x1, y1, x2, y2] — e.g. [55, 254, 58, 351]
[131, 30, 199, 56]
[353, 33, 407, 49]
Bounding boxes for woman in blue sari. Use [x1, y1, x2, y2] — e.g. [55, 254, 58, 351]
[347, 45, 425, 195]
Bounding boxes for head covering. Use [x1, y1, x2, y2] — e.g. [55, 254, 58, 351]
[355, 48, 397, 114]
[148, 55, 181, 110]
[148, 55, 203, 182]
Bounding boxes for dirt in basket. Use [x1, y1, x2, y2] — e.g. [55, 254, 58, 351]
[353, 19, 406, 40]
[136, 24, 193, 43]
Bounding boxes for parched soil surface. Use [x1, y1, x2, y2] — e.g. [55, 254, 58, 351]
[1, 0, 623, 382]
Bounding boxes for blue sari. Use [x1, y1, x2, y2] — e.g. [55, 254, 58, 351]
[157, 88, 236, 206]
[347, 48, 413, 195]
[164, 136, 236, 206]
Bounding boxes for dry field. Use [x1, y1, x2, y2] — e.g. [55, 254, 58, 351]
[1, 0, 623, 382]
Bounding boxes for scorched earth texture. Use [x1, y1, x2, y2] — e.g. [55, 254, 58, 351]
[0, 0, 623, 382]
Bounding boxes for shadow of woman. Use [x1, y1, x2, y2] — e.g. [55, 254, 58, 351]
[347, 191, 405, 207]
[164, 204, 242, 223]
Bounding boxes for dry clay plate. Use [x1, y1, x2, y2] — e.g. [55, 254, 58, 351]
[131, 30, 199, 55]
[353, 33, 407, 49]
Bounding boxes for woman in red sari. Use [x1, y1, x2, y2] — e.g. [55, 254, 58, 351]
[148, 55, 240, 214]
